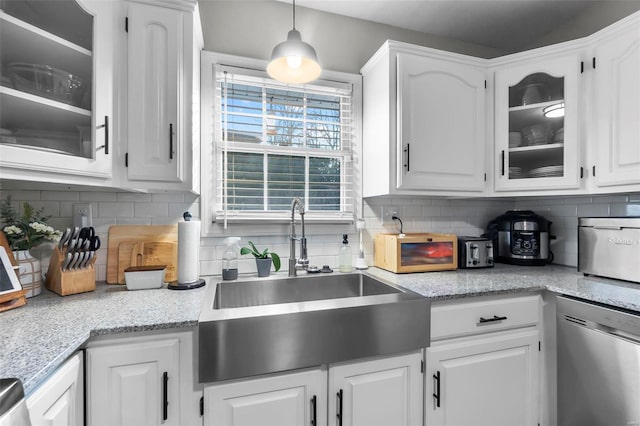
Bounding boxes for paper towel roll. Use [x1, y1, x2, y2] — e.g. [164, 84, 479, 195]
[178, 220, 200, 284]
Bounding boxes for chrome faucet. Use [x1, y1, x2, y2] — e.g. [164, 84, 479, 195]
[289, 197, 309, 277]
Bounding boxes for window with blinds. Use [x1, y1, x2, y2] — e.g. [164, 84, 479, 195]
[214, 66, 354, 221]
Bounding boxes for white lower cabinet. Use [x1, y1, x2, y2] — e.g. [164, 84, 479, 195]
[328, 351, 423, 426]
[426, 294, 541, 426]
[26, 352, 83, 426]
[203, 367, 327, 426]
[203, 350, 423, 426]
[86, 330, 201, 426]
[425, 330, 539, 426]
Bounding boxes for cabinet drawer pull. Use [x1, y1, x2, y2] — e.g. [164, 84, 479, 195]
[311, 395, 317, 426]
[169, 123, 174, 160]
[478, 315, 508, 324]
[404, 143, 410, 172]
[96, 116, 109, 155]
[336, 389, 343, 426]
[162, 371, 169, 422]
[433, 371, 441, 408]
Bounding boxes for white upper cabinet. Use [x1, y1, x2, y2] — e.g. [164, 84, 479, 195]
[120, 0, 202, 192]
[0, 0, 114, 185]
[397, 54, 486, 192]
[361, 41, 488, 197]
[590, 14, 640, 190]
[493, 51, 582, 192]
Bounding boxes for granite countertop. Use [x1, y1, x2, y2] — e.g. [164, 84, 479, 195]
[1, 264, 639, 396]
[0, 282, 206, 395]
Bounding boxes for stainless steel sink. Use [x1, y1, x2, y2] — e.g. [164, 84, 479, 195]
[213, 273, 403, 308]
[198, 273, 430, 382]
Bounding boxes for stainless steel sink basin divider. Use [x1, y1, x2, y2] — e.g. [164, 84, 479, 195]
[199, 273, 430, 383]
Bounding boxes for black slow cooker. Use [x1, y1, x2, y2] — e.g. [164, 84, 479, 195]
[484, 210, 553, 266]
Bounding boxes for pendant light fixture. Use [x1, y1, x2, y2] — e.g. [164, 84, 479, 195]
[267, 0, 321, 84]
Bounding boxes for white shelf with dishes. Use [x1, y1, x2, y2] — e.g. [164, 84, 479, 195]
[497, 67, 575, 186]
[0, 4, 94, 160]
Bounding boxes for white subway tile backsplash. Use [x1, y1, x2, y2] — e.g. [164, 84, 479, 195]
[99, 202, 134, 218]
[3, 189, 640, 280]
[80, 192, 118, 202]
[40, 191, 80, 201]
[134, 202, 169, 218]
[577, 203, 610, 217]
[152, 193, 186, 202]
[117, 192, 152, 202]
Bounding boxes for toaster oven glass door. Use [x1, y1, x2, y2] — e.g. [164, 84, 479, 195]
[400, 242, 454, 266]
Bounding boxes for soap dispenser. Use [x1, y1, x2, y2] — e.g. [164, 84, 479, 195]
[339, 234, 352, 273]
[222, 237, 241, 280]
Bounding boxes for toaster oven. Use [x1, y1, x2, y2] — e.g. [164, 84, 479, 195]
[373, 233, 458, 273]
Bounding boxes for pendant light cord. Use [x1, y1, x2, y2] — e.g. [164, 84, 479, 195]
[292, 0, 296, 30]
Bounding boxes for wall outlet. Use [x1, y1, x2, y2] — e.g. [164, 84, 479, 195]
[382, 206, 399, 221]
[73, 203, 93, 228]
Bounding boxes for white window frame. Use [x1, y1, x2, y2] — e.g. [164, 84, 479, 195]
[200, 51, 363, 236]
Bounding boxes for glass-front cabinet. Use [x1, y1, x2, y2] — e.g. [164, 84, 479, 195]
[494, 54, 581, 192]
[0, 0, 113, 183]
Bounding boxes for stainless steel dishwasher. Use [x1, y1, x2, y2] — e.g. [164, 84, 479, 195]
[557, 296, 640, 426]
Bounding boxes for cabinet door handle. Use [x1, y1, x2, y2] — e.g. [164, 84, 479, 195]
[311, 395, 317, 426]
[478, 315, 508, 324]
[404, 143, 410, 172]
[169, 123, 174, 160]
[162, 371, 169, 422]
[336, 389, 343, 426]
[96, 116, 109, 155]
[433, 371, 441, 408]
[500, 150, 505, 176]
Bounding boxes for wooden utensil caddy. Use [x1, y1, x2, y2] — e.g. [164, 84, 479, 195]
[45, 247, 96, 296]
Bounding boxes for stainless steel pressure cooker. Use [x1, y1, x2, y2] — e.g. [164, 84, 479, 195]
[484, 210, 553, 266]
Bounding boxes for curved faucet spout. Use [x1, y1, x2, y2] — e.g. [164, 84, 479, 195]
[289, 197, 308, 277]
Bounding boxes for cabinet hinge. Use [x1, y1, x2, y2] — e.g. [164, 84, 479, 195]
[200, 396, 204, 416]
[592, 57, 596, 69]
[580, 61, 584, 73]
[125, 152, 128, 167]
[125, 17, 128, 33]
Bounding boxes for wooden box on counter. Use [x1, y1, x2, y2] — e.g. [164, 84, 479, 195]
[45, 247, 96, 296]
[373, 233, 458, 273]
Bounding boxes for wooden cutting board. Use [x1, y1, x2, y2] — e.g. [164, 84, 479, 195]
[116, 241, 138, 284]
[107, 225, 177, 284]
[129, 241, 178, 283]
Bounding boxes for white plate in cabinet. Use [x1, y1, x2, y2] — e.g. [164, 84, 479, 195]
[493, 53, 581, 192]
[431, 294, 540, 341]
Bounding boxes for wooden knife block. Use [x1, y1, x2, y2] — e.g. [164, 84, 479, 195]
[45, 247, 96, 296]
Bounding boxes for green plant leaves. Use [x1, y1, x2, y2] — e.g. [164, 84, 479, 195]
[240, 240, 281, 271]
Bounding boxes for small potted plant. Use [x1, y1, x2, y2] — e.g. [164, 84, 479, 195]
[240, 241, 281, 277]
[1, 197, 62, 297]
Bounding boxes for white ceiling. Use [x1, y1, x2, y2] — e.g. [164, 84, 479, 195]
[281, 0, 623, 52]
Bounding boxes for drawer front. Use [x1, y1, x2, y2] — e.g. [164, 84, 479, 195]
[431, 294, 540, 340]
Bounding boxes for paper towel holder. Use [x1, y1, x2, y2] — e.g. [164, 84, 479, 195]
[168, 278, 205, 290]
[169, 212, 206, 290]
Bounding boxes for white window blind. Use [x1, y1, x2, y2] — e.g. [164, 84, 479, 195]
[214, 65, 354, 223]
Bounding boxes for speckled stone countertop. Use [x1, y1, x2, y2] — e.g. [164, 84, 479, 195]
[365, 264, 640, 312]
[0, 282, 206, 395]
[1, 264, 639, 396]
